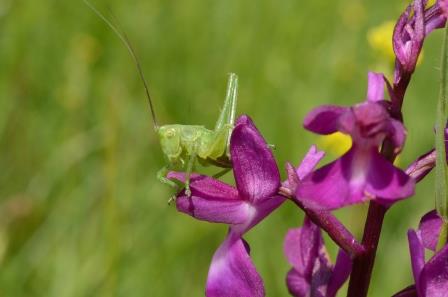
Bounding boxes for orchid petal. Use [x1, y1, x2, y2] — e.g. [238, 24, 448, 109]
[231, 115, 280, 203]
[286, 268, 310, 297]
[206, 234, 265, 297]
[296, 148, 368, 210]
[419, 210, 443, 252]
[367, 72, 385, 102]
[303, 105, 348, 135]
[284, 218, 321, 276]
[420, 244, 448, 297]
[309, 246, 332, 297]
[168, 172, 240, 201]
[326, 250, 352, 297]
[233, 195, 285, 235]
[176, 195, 250, 225]
[295, 145, 325, 180]
[408, 229, 425, 297]
[365, 152, 415, 204]
[387, 119, 407, 153]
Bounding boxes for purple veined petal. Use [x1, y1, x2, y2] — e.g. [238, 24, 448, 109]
[420, 244, 448, 297]
[295, 145, 326, 180]
[303, 105, 348, 135]
[296, 147, 369, 210]
[206, 233, 265, 297]
[232, 195, 285, 235]
[391, 285, 418, 297]
[286, 268, 310, 297]
[231, 115, 280, 203]
[326, 250, 352, 297]
[367, 72, 385, 102]
[365, 151, 415, 205]
[176, 194, 251, 225]
[408, 229, 425, 297]
[168, 172, 240, 201]
[283, 218, 322, 276]
[419, 210, 443, 252]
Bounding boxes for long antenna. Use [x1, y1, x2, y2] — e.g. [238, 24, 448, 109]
[83, 0, 159, 130]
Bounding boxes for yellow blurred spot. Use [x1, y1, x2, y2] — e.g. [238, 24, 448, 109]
[318, 132, 352, 157]
[426, 0, 436, 8]
[368, 21, 396, 63]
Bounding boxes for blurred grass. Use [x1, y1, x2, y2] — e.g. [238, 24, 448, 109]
[0, 0, 443, 296]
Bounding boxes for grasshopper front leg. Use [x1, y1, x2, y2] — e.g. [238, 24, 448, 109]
[157, 165, 179, 188]
[184, 150, 198, 197]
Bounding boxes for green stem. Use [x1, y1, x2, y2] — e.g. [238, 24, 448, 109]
[435, 24, 448, 222]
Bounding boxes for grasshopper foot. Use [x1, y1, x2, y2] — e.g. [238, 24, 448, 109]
[168, 195, 176, 205]
[185, 185, 192, 197]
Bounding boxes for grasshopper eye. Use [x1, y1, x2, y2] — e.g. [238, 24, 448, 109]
[166, 128, 176, 138]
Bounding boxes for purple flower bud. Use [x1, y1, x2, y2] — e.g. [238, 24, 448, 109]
[393, 0, 447, 84]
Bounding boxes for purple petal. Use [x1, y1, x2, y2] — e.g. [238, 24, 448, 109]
[206, 234, 265, 297]
[365, 152, 415, 205]
[420, 244, 448, 297]
[405, 149, 436, 183]
[441, 0, 448, 19]
[169, 173, 250, 224]
[326, 250, 352, 297]
[284, 146, 325, 195]
[176, 195, 250, 225]
[286, 268, 310, 297]
[408, 229, 425, 297]
[366, 72, 385, 102]
[231, 115, 280, 203]
[419, 210, 443, 252]
[391, 285, 418, 297]
[386, 119, 407, 153]
[168, 172, 240, 201]
[232, 195, 285, 235]
[309, 246, 332, 297]
[303, 105, 348, 135]
[295, 145, 325, 180]
[296, 148, 368, 210]
[425, 2, 447, 35]
[284, 218, 321, 276]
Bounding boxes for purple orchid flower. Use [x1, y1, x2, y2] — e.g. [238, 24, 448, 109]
[393, 0, 447, 85]
[284, 217, 352, 297]
[168, 115, 284, 297]
[392, 210, 448, 297]
[296, 72, 415, 210]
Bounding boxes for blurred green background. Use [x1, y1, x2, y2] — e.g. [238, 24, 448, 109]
[0, 0, 443, 296]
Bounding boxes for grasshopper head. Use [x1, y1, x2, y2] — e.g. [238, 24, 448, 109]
[158, 125, 182, 163]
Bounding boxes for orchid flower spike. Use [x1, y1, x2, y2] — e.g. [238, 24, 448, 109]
[296, 72, 415, 210]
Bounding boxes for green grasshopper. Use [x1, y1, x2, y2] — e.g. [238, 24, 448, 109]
[85, 1, 238, 197]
